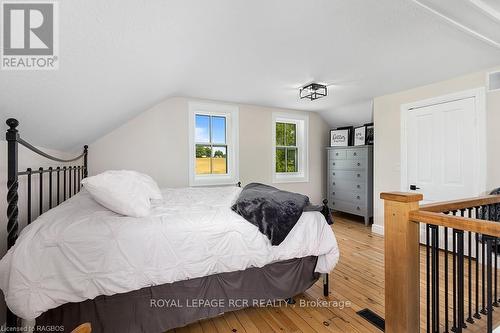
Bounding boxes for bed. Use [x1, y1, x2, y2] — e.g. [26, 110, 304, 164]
[2, 118, 339, 332]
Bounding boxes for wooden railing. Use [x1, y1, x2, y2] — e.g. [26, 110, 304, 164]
[381, 192, 500, 333]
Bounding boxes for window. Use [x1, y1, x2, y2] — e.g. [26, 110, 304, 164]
[272, 113, 308, 183]
[189, 102, 239, 186]
[275, 122, 297, 173]
[195, 115, 227, 175]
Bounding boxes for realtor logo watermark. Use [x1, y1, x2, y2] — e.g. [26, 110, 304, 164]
[1, 0, 59, 70]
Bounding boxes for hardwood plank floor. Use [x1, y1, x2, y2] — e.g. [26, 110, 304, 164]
[169, 213, 499, 332]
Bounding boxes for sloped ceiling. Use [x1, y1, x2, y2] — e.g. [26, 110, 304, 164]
[1, 0, 500, 150]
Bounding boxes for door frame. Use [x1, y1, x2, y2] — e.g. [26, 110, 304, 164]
[400, 87, 487, 198]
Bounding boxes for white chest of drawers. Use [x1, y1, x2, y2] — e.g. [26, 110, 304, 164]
[326, 146, 373, 225]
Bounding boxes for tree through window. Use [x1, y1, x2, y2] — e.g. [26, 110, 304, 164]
[275, 122, 297, 173]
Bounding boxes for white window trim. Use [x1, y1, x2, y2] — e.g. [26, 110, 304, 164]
[188, 102, 239, 186]
[272, 112, 309, 183]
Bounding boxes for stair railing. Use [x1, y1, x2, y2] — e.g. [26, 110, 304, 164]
[381, 192, 500, 333]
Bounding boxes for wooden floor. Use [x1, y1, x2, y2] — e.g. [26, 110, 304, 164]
[169, 213, 499, 333]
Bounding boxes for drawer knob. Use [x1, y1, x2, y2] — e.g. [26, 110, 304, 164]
[357, 195, 360, 200]
[332, 192, 336, 196]
[357, 174, 360, 177]
[332, 202, 335, 205]
[336, 152, 339, 156]
[354, 152, 357, 156]
[357, 162, 361, 166]
[357, 207, 360, 210]
[357, 184, 361, 189]
[332, 182, 336, 186]
[333, 173, 336, 176]
[333, 162, 336, 166]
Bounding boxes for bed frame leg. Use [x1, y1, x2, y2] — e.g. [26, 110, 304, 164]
[323, 273, 329, 297]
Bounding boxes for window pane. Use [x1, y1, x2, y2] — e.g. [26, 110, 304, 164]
[212, 146, 227, 174]
[195, 115, 210, 143]
[211, 116, 226, 144]
[285, 123, 296, 146]
[286, 148, 297, 172]
[276, 122, 285, 146]
[195, 145, 212, 174]
[276, 148, 286, 172]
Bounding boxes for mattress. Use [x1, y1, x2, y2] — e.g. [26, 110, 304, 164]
[0, 186, 339, 320]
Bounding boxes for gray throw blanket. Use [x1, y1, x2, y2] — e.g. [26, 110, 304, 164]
[231, 183, 328, 246]
[477, 188, 500, 221]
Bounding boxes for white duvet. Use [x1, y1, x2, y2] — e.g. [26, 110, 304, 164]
[0, 186, 339, 320]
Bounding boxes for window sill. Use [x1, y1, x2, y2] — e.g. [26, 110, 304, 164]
[272, 173, 309, 184]
[190, 174, 238, 187]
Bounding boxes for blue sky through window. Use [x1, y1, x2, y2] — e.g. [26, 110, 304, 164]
[211, 116, 226, 144]
[195, 114, 226, 143]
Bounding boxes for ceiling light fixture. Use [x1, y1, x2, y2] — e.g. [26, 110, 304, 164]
[299, 83, 328, 101]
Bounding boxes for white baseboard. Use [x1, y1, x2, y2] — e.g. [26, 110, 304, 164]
[371, 224, 384, 236]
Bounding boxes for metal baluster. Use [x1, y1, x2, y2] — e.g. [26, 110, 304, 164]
[27, 168, 32, 225]
[56, 167, 60, 205]
[78, 166, 81, 191]
[426, 224, 431, 333]
[494, 237, 499, 307]
[482, 243, 487, 315]
[48, 167, 52, 209]
[39, 167, 43, 216]
[73, 165, 77, 195]
[467, 208, 474, 324]
[482, 207, 487, 316]
[431, 225, 440, 332]
[459, 210, 467, 329]
[452, 213, 457, 332]
[486, 236, 494, 333]
[475, 207, 481, 319]
[63, 166, 67, 201]
[69, 166, 72, 198]
[445, 225, 450, 332]
[457, 230, 465, 332]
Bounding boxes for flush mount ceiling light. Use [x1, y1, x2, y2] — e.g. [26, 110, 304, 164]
[299, 83, 328, 101]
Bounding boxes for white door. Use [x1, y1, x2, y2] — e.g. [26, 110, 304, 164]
[405, 96, 483, 252]
[406, 97, 479, 203]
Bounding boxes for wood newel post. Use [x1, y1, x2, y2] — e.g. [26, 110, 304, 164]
[381, 192, 423, 333]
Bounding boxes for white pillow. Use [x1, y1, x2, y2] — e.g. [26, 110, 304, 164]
[81, 170, 160, 217]
[106, 170, 162, 200]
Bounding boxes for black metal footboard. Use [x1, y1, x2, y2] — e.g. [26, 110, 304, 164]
[5, 118, 88, 329]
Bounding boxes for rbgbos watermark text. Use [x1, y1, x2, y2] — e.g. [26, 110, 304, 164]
[1, 1, 59, 70]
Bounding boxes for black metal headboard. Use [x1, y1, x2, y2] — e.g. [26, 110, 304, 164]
[5, 118, 88, 328]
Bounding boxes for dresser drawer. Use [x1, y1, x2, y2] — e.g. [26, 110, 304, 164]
[329, 150, 347, 160]
[330, 170, 367, 181]
[329, 159, 367, 171]
[330, 179, 365, 192]
[330, 191, 366, 204]
[330, 199, 367, 215]
[346, 149, 367, 160]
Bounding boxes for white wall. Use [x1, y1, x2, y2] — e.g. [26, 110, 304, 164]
[89, 97, 330, 203]
[373, 66, 500, 235]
